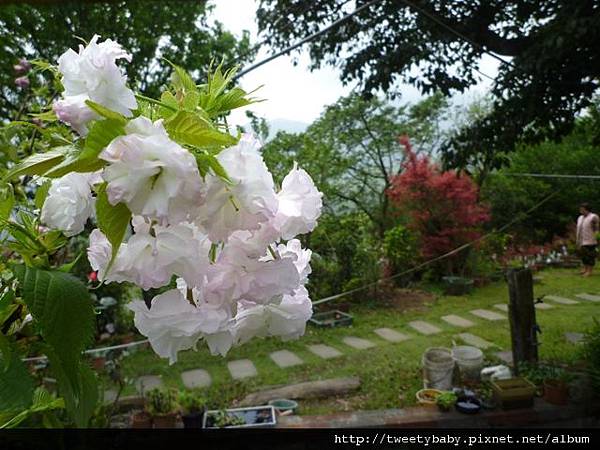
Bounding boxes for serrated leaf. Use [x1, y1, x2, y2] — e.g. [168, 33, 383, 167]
[95, 183, 131, 263]
[0, 346, 34, 413]
[159, 91, 179, 119]
[165, 111, 236, 148]
[183, 90, 200, 110]
[2, 148, 67, 182]
[14, 266, 95, 363]
[168, 61, 198, 95]
[84, 100, 127, 125]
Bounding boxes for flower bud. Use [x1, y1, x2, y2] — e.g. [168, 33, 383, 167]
[15, 76, 30, 89]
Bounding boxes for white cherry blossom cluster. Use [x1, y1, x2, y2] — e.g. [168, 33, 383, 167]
[41, 36, 323, 363]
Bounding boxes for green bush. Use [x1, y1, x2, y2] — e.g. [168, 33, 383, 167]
[383, 224, 416, 285]
[583, 319, 600, 391]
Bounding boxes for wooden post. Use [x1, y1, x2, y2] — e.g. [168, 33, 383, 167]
[507, 267, 538, 374]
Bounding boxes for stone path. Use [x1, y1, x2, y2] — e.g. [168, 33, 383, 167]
[456, 332, 495, 349]
[181, 369, 211, 388]
[534, 302, 554, 310]
[228, 359, 258, 380]
[135, 375, 162, 394]
[565, 332, 585, 344]
[441, 315, 474, 328]
[342, 336, 377, 350]
[374, 328, 410, 343]
[576, 293, 600, 302]
[270, 350, 304, 368]
[408, 320, 441, 335]
[470, 309, 506, 321]
[545, 295, 579, 305]
[307, 344, 343, 359]
[493, 304, 509, 312]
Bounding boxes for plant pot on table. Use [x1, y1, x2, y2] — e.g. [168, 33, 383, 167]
[182, 410, 205, 429]
[152, 412, 178, 428]
[543, 379, 569, 405]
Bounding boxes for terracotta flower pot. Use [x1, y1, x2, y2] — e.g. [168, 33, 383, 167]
[92, 356, 105, 371]
[131, 411, 152, 428]
[153, 412, 178, 428]
[543, 379, 569, 405]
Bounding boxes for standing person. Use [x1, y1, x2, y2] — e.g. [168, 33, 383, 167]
[576, 203, 599, 277]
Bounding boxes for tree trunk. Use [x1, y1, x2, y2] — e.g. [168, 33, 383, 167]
[507, 267, 538, 373]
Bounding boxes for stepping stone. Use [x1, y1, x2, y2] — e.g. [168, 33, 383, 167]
[408, 320, 441, 335]
[374, 328, 410, 343]
[545, 295, 579, 305]
[270, 350, 303, 368]
[470, 309, 506, 321]
[493, 304, 508, 312]
[495, 351, 513, 365]
[535, 302, 554, 310]
[228, 359, 257, 380]
[307, 344, 343, 359]
[457, 333, 495, 349]
[576, 293, 600, 302]
[441, 315, 474, 328]
[181, 369, 211, 389]
[104, 389, 118, 403]
[135, 375, 162, 394]
[342, 336, 377, 350]
[565, 332, 585, 344]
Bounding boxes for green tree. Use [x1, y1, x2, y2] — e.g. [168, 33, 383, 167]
[0, 0, 255, 120]
[262, 93, 448, 237]
[257, 0, 600, 168]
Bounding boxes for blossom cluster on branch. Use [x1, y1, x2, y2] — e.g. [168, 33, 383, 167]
[36, 35, 323, 363]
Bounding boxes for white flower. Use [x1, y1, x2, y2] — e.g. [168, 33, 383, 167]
[53, 34, 136, 135]
[276, 239, 312, 283]
[197, 134, 278, 242]
[100, 117, 205, 223]
[41, 172, 96, 236]
[87, 229, 112, 280]
[116, 221, 210, 290]
[232, 286, 313, 345]
[128, 287, 231, 364]
[273, 163, 323, 239]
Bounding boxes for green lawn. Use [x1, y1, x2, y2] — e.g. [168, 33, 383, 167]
[108, 268, 600, 415]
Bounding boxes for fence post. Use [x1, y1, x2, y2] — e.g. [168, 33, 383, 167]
[507, 267, 539, 374]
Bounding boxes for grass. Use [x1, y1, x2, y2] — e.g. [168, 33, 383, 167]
[107, 268, 600, 415]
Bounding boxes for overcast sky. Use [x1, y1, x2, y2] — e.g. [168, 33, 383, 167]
[211, 0, 500, 129]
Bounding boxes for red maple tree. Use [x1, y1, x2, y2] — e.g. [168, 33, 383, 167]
[387, 135, 490, 274]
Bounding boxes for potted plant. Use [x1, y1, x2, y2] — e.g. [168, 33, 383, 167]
[147, 388, 179, 428]
[476, 381, 497, 410]
[179, 391, 206, 429]
[130, 410, 152, 428]
[415, 388, 442, 407]
[543, 367, 572, 406]
[203, 406, 277, 428]
[436, 391, 457, 412]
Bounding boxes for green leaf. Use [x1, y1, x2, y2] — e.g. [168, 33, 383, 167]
[57, 252, 82, 273]
[14, 266, 97, 426]
[167, 60, 198, 95]
[84, 100, 127, 125]
[81, 118, 125, 160]
[0, 346, 34, 413]
[165, 111, 236, 148]
[159, 91, 179, 119]
[0, 332, 11, 370]
[2, 148, 67, 182]
[14, 266, 95, 365]
[1, 388, 65, 429]
[0, 183, 14, 220]
[34, 180, 51, 210]
[95, 183, 131, 263]
[195, 152, 231, 183]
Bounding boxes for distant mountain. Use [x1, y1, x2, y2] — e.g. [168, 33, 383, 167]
[267, 118, 309, 139]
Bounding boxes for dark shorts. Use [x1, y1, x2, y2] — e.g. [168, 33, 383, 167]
[581, 245, 597, 266]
